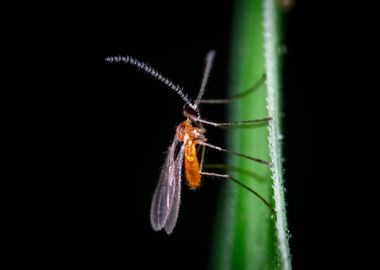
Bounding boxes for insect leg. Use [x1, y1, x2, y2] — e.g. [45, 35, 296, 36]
[199, 74, 266, 104]
[198, 142, 272, 166]
[200, 171, 274, 212]
[193, 116, 272, 127]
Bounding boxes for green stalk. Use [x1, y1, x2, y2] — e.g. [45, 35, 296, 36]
[211, 0, 291, 269]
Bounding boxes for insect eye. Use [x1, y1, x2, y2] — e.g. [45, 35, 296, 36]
[183, 104, 199, 118]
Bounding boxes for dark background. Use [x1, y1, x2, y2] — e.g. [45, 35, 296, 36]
[9, 1, 368, 269]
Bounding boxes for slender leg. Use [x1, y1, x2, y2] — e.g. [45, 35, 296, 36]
[199, 145, 206, 172]
[203, 163, 265, 181]
[199, 74, 266, 104]
[198, 141, 272, 166]
[200, 171, 274, 212]
[193, 116, 272, 127]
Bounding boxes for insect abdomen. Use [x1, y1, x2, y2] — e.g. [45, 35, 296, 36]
[184, 142, 201, 189]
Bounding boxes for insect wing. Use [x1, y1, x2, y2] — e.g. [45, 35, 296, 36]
[150, 138, 180, 231]
[163, 145, 184, 234]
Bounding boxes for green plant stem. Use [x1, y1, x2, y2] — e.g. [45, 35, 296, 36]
[264, 0, 291, 268]
[211, 0, 291, 269]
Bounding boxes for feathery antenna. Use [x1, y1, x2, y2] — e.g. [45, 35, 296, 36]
[106, 55, 194, 107]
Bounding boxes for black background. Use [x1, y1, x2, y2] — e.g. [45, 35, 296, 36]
[8, 1, 370, 269]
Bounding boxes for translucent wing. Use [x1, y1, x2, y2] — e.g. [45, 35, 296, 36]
[163, 145, 184, 234]
[150, 138, 183, 233]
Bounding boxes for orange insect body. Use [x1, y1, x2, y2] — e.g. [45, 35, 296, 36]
[176, 118, 207, 189]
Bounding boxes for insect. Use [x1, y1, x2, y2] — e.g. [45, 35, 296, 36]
[105, 51, 272, 234]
